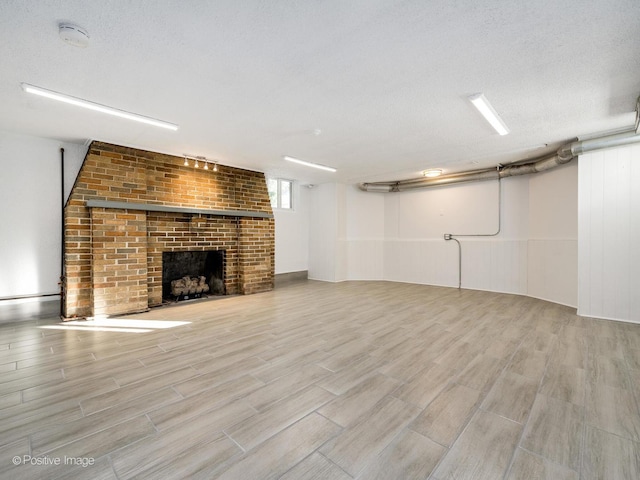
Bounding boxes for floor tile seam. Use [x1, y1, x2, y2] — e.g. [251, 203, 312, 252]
[348, 425, 418, 479]
[117, 414, 232, 470]
[1, 376, 67, 397]
[424, 407, 477, 480]
[15, 353, 102, 371]
[223, 410, 326, 456]
[138, 348, 212, 368]
[582, 422, 640, 445]
[317, 450, 356, 479]
[225, 393, 336, 451]
[80, 382, 187, 416]
[0, 345, 56, 361]
[0, 362, 17, 374]
[0, 398, 82, 430]
[405, 423, 451, 450]
[503, 327, 558, 479]
[314, 410, 347, 432]
[391, 375, 462, 414]
[476, 405, 527, 427]
[33, 412, 156, 457]
[0, 365, 65, 384]
[428, 380, 509, 475]
[579, 324, 589, 480]
[109, 364, 200, 391]
[149, 392, 260, 431]
[620, 339, 640, 426]
[173, 374, 260, 398]
[105, 428, 164, 479]
[189, 354, 267, 377]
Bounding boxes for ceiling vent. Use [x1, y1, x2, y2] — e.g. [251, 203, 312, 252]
[58, 23, 89, 48]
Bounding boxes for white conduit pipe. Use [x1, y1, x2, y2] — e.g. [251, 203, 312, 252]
[357, 128, 640, 288]
[357, 128, 640, 193]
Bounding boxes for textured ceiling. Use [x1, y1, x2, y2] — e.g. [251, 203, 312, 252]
[1, 0, 639, 184]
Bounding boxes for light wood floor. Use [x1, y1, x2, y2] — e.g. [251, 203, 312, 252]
[1, 281, 640, 479]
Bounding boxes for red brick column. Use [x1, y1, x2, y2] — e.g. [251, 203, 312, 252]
[91, 208, 148, 316]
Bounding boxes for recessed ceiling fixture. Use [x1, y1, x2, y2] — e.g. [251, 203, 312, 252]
[21, 83, 179, 131]
[58, 23, 89, 48]
[423, 169, 443, 178]
[468, 93, 510, 136]
[283, 155, 336, 172]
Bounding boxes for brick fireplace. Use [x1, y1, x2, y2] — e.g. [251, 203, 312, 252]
[63, 141, 274, 318]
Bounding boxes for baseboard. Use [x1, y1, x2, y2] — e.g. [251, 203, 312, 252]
[0, 293, 61, 305]
[274, 271, 308, 287]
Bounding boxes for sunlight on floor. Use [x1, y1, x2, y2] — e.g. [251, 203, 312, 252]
[39, 318, 191, 333]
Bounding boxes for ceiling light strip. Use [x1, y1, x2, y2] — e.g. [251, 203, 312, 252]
[283, 155, 336, 172]
[468, 93, 509, 136]
[21, 83, 179, 131]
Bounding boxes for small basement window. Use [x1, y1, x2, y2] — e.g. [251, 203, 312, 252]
[267, 178, 293, 209]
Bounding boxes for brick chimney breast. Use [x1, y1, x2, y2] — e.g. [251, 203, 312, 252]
[63, 141, 274, 318]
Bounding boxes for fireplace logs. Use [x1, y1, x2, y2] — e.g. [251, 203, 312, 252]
[170, 276, 210, 297]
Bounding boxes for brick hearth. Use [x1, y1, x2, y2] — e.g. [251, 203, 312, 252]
[63, 141, 274, 318]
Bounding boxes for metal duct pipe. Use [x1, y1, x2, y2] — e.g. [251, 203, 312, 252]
[557, 129, 640, 160]
[358, 128, 640, 192]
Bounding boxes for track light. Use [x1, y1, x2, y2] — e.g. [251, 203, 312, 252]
[468, 93, 510, 136]
[21, 83, 179, 131]
[183, 154, 219, 172]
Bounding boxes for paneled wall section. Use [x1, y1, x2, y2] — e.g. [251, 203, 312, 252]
[578, 145, 640, 322]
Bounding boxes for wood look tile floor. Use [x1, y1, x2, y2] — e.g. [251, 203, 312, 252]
[1, 281, 640, 479]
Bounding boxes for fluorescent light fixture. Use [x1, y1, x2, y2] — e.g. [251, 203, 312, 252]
[423, 169, 443, 178]
[468, 93, 510, 136]
[21, 83, 179, 131]
[283, 155, 337, 172]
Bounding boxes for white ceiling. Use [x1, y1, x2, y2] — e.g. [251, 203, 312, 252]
[1, 1, 639, 185]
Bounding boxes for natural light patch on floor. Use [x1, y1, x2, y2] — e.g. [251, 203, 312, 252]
[39, 319, 191, 333]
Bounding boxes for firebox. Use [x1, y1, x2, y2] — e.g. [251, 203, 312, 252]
[162, 250, 225, 301]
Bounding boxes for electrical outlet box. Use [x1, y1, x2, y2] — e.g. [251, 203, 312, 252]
[444, 233, 452, 240]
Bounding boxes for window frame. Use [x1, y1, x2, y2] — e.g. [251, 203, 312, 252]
[267, 178, 294, 210]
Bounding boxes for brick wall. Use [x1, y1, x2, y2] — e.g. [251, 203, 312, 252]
[64, 141, 274, 318]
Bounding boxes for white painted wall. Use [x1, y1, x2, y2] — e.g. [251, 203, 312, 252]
[344, 185, 385, 280]
[0, 131, 86, 299]
[306, 170, 581, 306]
[383, 176, 529, 294]
[308, 183, 340, 282]
[528, 162, 578, 307]
[578, 144, 640, 323]
[273, 182, 309, 274]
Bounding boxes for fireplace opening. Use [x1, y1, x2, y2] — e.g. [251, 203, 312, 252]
[162, 250, 225, 302]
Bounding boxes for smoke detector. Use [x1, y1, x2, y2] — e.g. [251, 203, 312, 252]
[58, 23, 89, 48]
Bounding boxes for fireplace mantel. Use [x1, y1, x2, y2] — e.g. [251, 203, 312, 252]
[85, 200, 274, 219]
